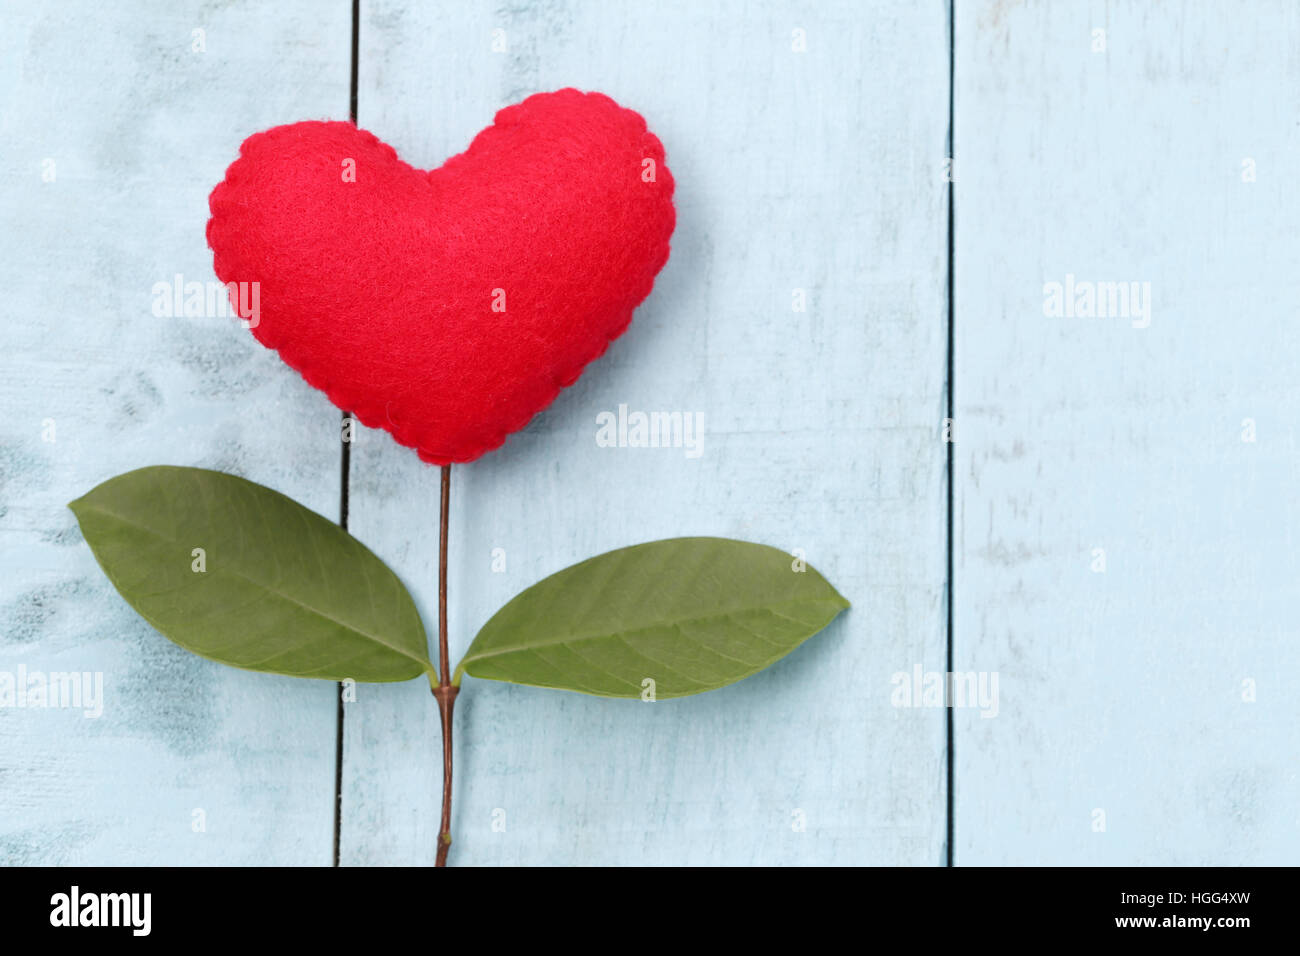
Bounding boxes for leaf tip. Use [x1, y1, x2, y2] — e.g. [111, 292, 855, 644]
[823, 580, 850, 612]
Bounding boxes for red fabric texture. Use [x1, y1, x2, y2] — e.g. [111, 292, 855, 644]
[207, 89, 676, 464]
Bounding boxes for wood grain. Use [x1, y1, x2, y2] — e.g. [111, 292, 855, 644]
[9, 0, 1286, 868]
[0, 1, 352, 864]
[953, 0, 1300, 864]
[340, 0, 951, 865]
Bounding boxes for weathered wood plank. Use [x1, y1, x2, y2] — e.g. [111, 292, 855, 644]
[954, 0, 1300, 864]
[342, 0, 950, 865]
[0, 1, 352, 864]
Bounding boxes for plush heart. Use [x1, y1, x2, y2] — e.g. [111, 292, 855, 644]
[206, 89, 675, 464]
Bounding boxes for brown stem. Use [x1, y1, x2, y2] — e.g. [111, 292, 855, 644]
[437, 464, 451, 683]
[433, 683, 457, 866]
[433, 464, 458, 867]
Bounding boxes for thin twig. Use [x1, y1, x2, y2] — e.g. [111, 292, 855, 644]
[433, 464, 458, 867]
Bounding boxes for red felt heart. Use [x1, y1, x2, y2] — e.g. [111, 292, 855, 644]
[207, 89, 675, 464]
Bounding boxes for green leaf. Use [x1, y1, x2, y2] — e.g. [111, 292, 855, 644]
[455, 536, 848, 699]
[70, 466, 432, 683]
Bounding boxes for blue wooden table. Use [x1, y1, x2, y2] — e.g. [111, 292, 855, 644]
[0, 0, 1292, 865]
